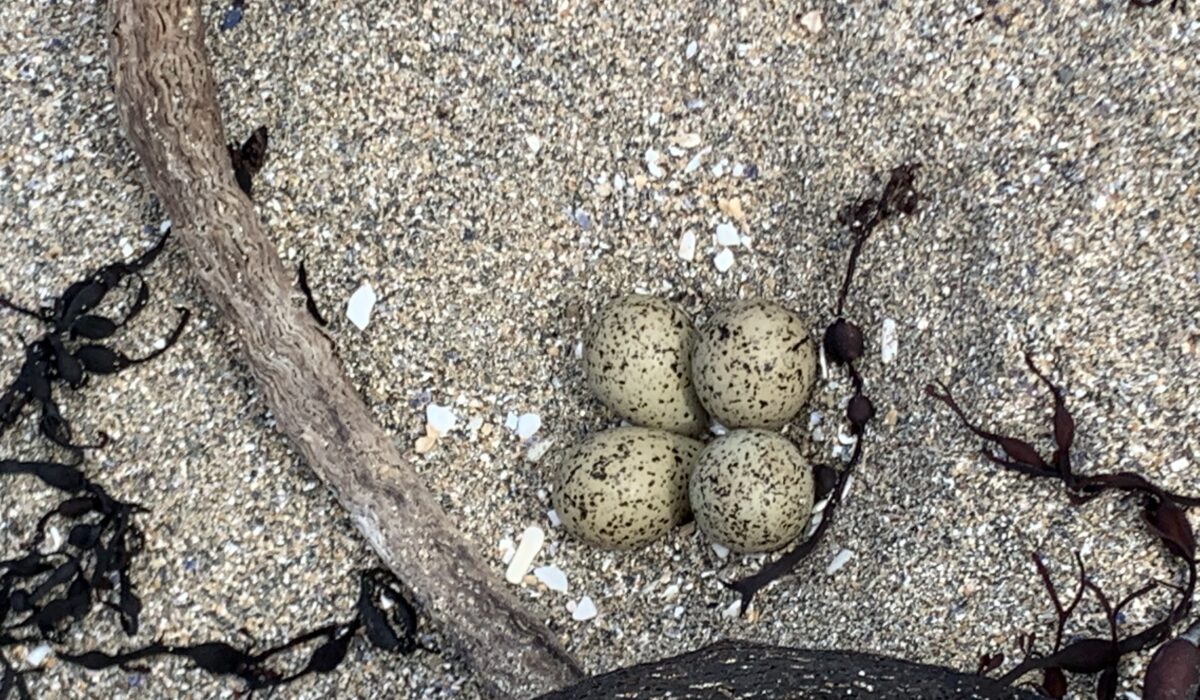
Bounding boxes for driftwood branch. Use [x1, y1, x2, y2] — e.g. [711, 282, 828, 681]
[539, 641, 1040, 700]
[105, 2, 582, 697]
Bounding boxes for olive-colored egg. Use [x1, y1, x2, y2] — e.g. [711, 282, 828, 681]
[553, 427, 704, 549]
[689, 429, 813, 553]
[583, 295, 709, 436]
[691, 300, 816, 429]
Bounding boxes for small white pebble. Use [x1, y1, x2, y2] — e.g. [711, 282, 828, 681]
[466, 416, 484, 433]
[800, 10, 824, 34]
[721, 599, 742, 619]
[534, 565, 568, 592]
[674, 132, 702, 149]
[25, 644, 51, 667]
[685, 40, 698, 59]
[678, 231, 697, 261]
[572, 595, 597, 621]
[645, 149, 665, 178]
[504, 412, 519, 431]
[684, 152, 703, 174]
[711, 542, 730, 559]
[880, 318, 898, 364]
[516, 413, 542, 440]
[505, 526, 545, 584]
[661, 584, 680, 600]
[547, 509, 561, 527]
[346, 283, 377, 330]
[673, 605, 685, 619]
[525, 134, 543, 154]
[715, 222, 741, 247]
[1169, 457, 1189, 473]
[827, 548, 854, 574]
[425, 404, 457, 435]
[713, 248, 735, 272]
[159, 219, 172, 233]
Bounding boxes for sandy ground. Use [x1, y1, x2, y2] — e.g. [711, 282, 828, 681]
[1, 0, 1198, 698]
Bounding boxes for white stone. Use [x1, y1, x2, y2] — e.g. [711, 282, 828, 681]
[547, 509, 562, 527]
[686, 40, 698, 59]
[1169, 457, 1190, 472]
[678, 231, 697, 261]
[711, 543, 730, 559]
[498, 537, 516, 565]
[880, 318, 898, 364]
[534, 565, 569, 592]
[645, 149, 665, 178]
[466, 416, 484, 433]
[525, 134, 543, 154]
[827, 548, 854, 574]
[685, 153, 703, 174]
[505, 412, 520, 431]
[572, 595, 597, 621]
[25, 644, 51, 667]
[346, 283, 377, 330]
[675, 132, 702, 149]
[721, 599, 742, 619]
[159, 219, 172, 233]
[715, 222, 741, 247]
[800, 10, 824, 34]
[505, 526, 545, 584]
[425, 404, 457, 435]
[516, 413, 542, 440]
[661, 583, 680, 600]
[713, 248, 735, 272]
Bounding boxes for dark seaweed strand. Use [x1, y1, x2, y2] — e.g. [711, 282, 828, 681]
[1, 238, 426, 697]
[928, 353, 1199, 697]
[726, 164, 920, 613]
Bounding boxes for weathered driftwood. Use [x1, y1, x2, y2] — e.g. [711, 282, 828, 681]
[539, 640, 1039, 700]
[105, 2, 582, 697]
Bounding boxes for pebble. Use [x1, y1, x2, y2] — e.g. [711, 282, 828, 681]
[645, 149, 665, 178]
[345, 283, 377, 330]
[685, 40, 698, 59]
[504, 412, 520, 431]
[526, 438, 554, 463]
[425, 404, 457, 435]
[678, 230, 697, 261]
[800, 10, 824, 34]
[414, 425, 438, 454]
[715, 222, 741, 247]
[25, 644, 51, 667]
[718, 197, 746, 221]
[505, 526, 545, 584]
[827, 548, 854, 575]
[711, 542, 730, 559]
[1168, 457, 1189, 473]
[880, 318, 898, 364]
[721, 599, 742, 619]
[547, 509, 561, 527]
[713, 248, 735, 272]
[516, 413, 542, 440]
[497, 537, 516, 565]
[674, 132, 702, 149]
[571, 595, 597, 621]
[525, 134, 543, 154]
[534, 565, 568, 592]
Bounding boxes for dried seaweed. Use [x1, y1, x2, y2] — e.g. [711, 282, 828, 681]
[1, 236, 426, 698]
[928, 353, 1200, 698]
[228, 126, 268, 197]
[726, 163, 921, 613]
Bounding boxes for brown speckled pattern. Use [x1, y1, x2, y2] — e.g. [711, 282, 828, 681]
[552, 427, 704, 549]
[691, 300, 816, 429]
[689, 429, 814, 554]
[583, 295, 709, 436]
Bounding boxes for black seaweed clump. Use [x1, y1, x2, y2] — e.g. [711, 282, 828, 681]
[1, 235, 420, 698]
[929, 354, 1199, 699]
[725, 163, 921, 613]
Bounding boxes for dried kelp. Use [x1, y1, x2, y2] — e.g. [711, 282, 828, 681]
[1, 236, 425, 698]
[727, 163, 921, 612]
[928, 354, 1199, 699]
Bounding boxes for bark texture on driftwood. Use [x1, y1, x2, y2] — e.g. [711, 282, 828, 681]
[540, 641, 1040, 700]
[105, 2, 582, 697]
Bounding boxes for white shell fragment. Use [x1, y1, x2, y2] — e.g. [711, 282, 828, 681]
[534, 565, 569, 592]
[505, 526, 545, 584]
[346, 283, 377, 330]
[713, 248, 735, 272]
[645, 149, 665, 178]
[498, 537, 516, 565]
[880, 318, 898, 364]
[25, 644, 51, 667]
[526, 438, 554, 463]
[572, 595, 598, 621]
[678, 230, 697, 261]
[800, 10, 824, 34]
[425, 404, 457, 435]
[827, 548, 854, 574]
[525, 134, 543, 154]
[715, 223, 741, 247]
[516, 413, 542, 440]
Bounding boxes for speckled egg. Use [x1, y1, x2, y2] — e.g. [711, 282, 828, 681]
[689, 429, 813, 553]
[691, 300, 816, 429]
[553, 427, 704, 549]
[583, 295, 709, 436]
